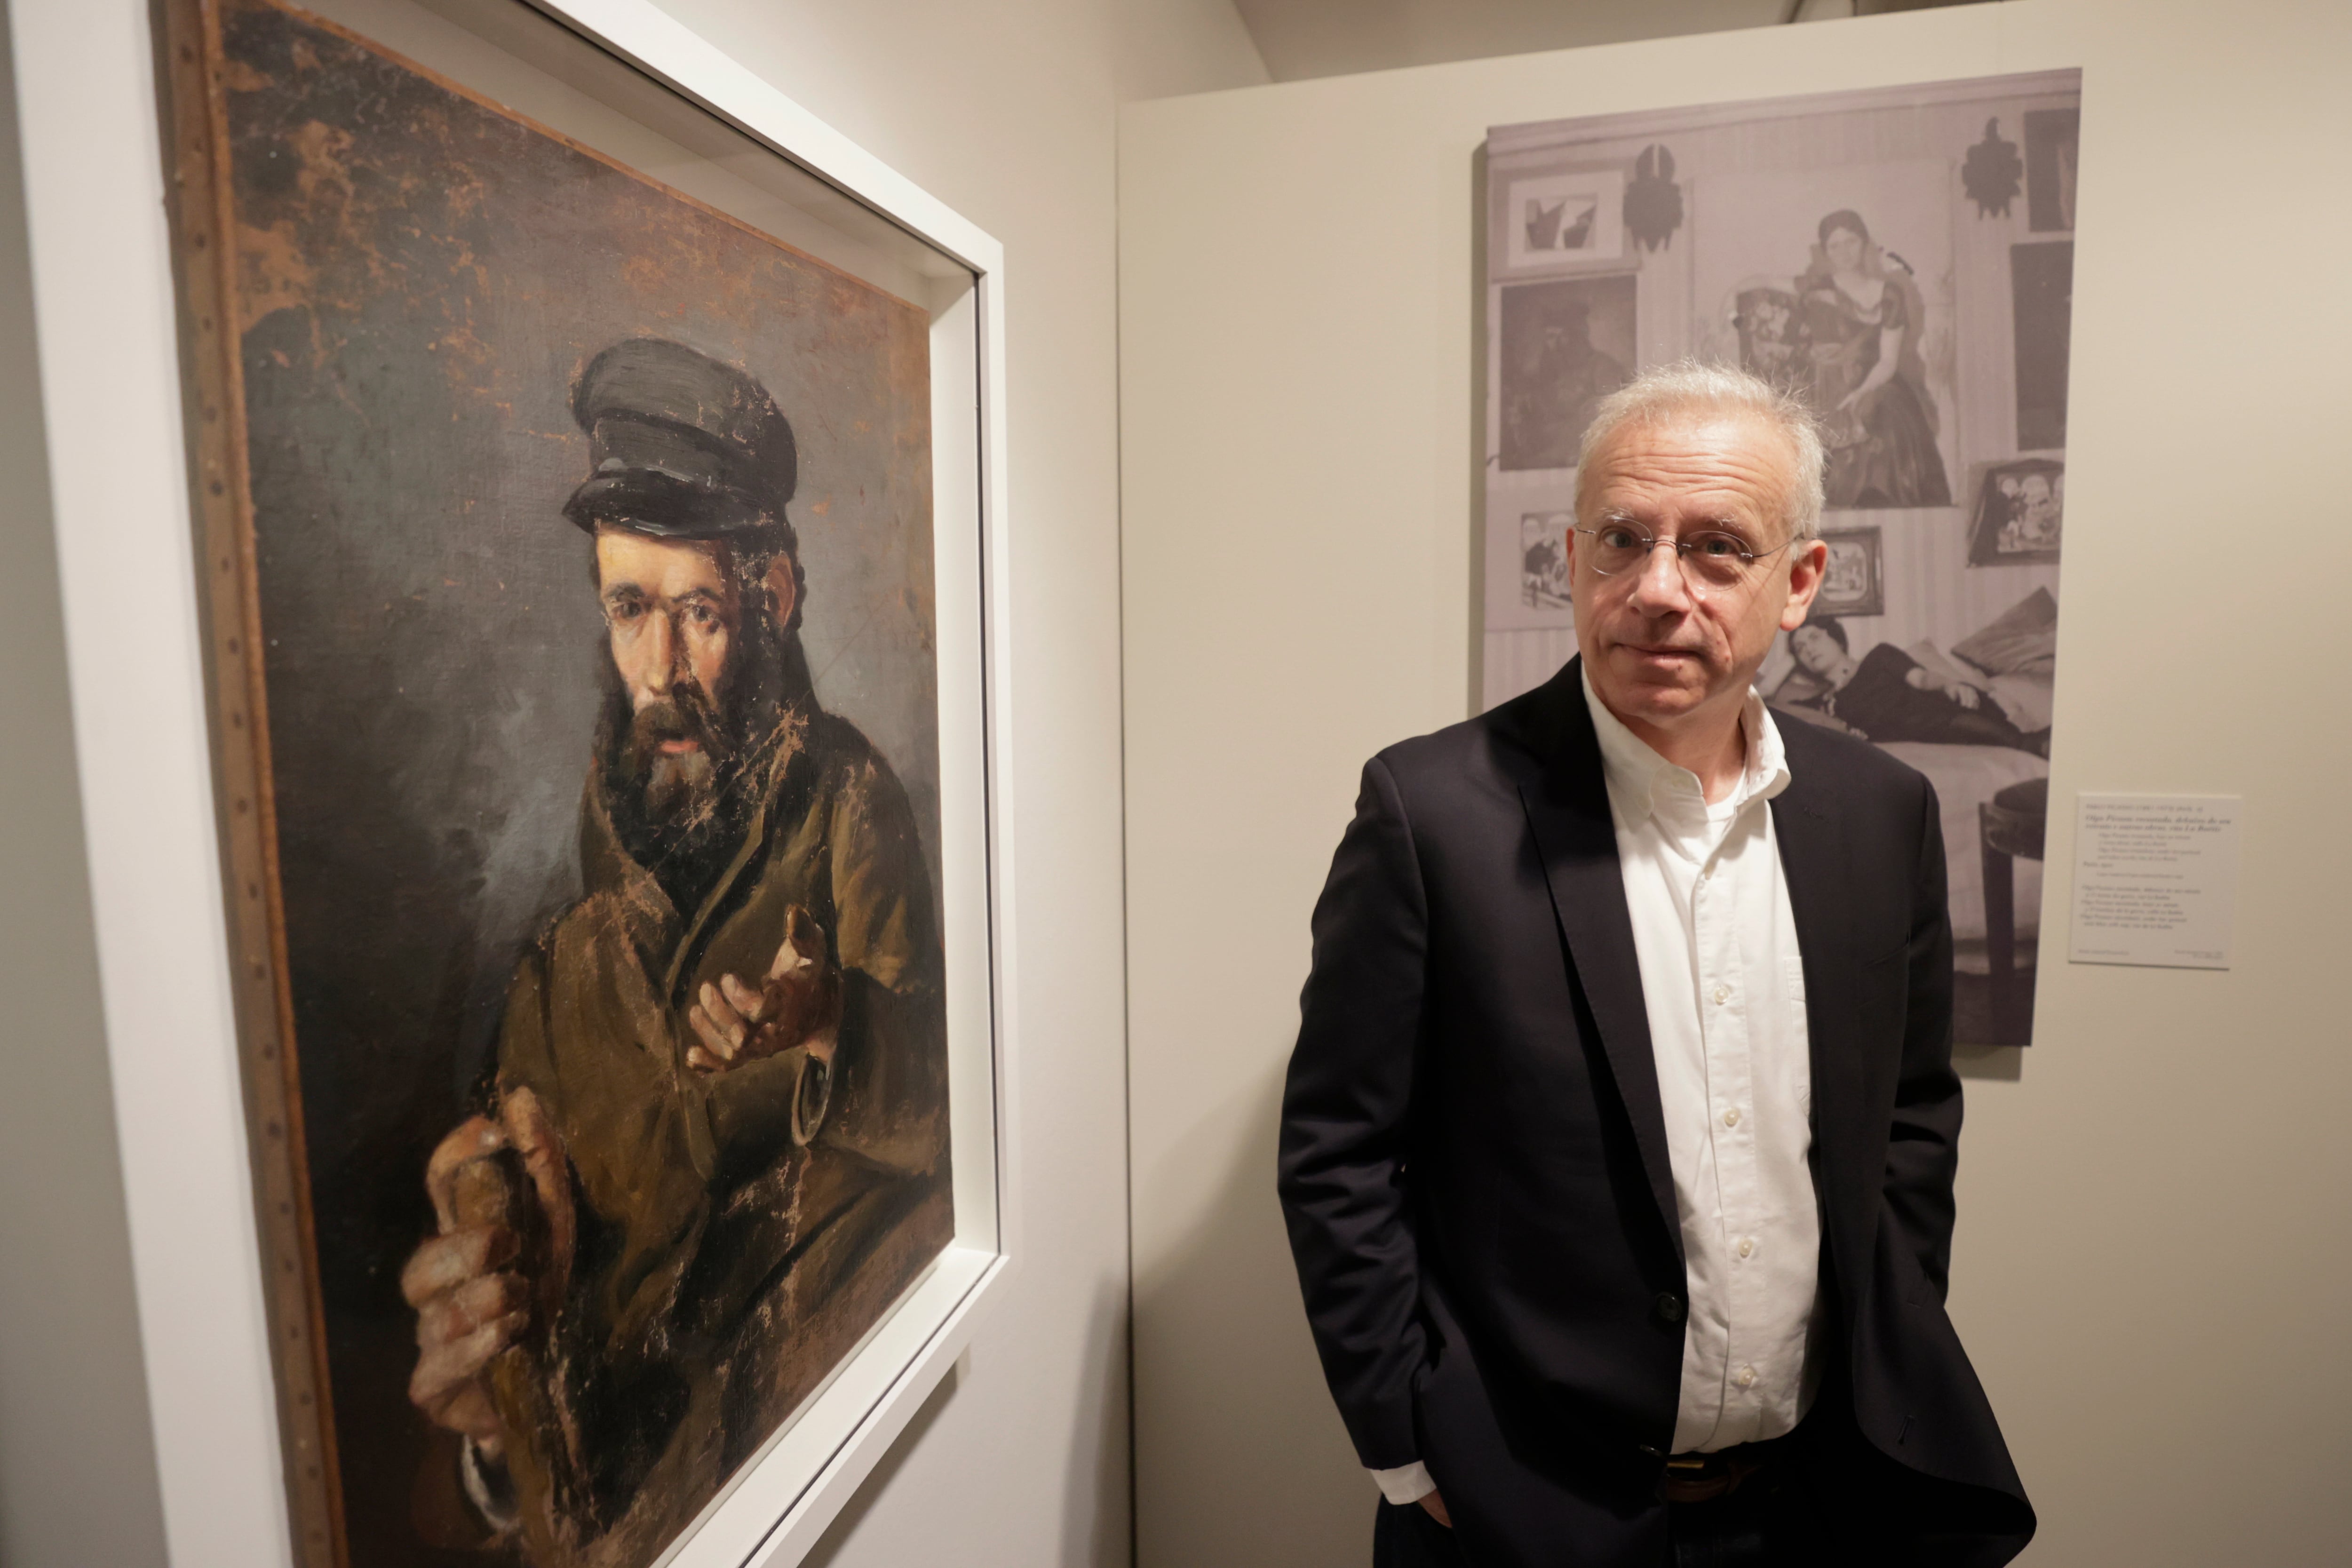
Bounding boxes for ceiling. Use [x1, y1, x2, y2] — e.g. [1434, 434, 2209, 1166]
[1229, 0, 1989, 82]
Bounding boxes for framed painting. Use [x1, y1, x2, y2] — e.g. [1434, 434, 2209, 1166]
[20, 0, 1016, 1564]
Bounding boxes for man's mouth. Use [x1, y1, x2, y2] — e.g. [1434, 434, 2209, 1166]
[657, 738, 704, 755]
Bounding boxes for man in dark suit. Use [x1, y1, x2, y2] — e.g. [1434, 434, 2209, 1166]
[1278, 365, 2033, 1567]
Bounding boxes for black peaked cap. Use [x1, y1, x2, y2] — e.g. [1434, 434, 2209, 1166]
[563, 338, 796, 540]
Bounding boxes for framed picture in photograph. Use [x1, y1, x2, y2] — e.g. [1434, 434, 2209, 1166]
[1970, 458, 2066, 565]
[2012, 241, 2075, 452]
[37, 0, 1018, 1564]
[1816, 526, 1887, 617]
[1503, 167, 1627, 268]
[2024, 107, 2081, 232]
[1497, 274, 1637, 471]
[1693, 159, 1958, 509]
[1518, 510, 1577, 610]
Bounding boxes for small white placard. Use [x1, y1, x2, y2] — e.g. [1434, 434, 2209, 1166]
[2068, 794, 2242, 969]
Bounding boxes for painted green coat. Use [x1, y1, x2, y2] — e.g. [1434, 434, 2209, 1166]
[489, 695, 950, 1565]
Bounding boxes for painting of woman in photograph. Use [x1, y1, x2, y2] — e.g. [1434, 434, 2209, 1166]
[1795, 209, 1952, 507]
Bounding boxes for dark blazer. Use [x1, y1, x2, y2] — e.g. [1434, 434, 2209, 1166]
[1278, 660, 2033, 1567]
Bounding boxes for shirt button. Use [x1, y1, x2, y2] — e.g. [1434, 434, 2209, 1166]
[1736, 1366, 1757, 1389]
[1722, 1107, 1741, 1128]
[1737, 1237, 1755, 1258]
[1712, 984, 1730, 1004]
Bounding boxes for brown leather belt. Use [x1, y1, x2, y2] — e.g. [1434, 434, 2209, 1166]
[1657, 1435, 1789, 1505]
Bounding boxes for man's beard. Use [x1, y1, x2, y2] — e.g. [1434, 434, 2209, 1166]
[596, 620, 786, 907]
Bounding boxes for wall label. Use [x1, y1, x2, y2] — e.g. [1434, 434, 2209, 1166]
[2068, 794, 2242, 970]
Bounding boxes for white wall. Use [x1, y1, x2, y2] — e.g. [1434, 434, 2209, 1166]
[1120, 3, 2352, 1565]
[0, 2, 1264, 1567]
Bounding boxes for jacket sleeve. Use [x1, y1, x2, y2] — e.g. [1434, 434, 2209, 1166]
[1885, 772, 1963, 1300]
[1276, 756, 1432, 1470]
[813, 747, 950, 1180]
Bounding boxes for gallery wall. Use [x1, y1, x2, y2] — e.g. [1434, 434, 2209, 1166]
[0, 3, 1263, 1568]
[1120, 2, 2352, 1564]
[0, 13, 172, 1566]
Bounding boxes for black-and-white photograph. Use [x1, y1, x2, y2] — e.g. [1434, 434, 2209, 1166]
[1483, 71, 2082, 1045]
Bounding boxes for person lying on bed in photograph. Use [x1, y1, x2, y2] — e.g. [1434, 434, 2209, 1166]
[1781, 617, 2048, 758]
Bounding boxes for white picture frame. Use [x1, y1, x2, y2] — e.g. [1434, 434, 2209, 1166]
[8, 1, 1021, 1564]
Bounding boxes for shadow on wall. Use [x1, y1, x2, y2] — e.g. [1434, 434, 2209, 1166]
[1134, 1053, 1371, 1568]
[802, 1277, 1130, 1568]
[1066, 1277, 1135, 1568]
[800, 1363, 963, 1567]
[1954, 1044, 2023, 1083]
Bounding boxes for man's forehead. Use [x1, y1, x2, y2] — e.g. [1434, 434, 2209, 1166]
[594, 526, 733, 589]
[1582, 414, 1790, 523]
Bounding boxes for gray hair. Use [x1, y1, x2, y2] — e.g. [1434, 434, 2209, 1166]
[1574, 360, 1827, 543]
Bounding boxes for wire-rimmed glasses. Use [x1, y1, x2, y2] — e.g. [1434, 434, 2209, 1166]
[1572, 518, 1793, 595]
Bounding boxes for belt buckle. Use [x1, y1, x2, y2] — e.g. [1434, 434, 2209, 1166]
[1657, 1451, 1736, 1506]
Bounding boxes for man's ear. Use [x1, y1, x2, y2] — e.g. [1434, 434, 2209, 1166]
[1779, 539, 1830, 632]
[761, 554, 798, 629]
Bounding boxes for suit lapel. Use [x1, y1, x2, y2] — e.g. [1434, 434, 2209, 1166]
[1510, 661, 1682, 1260]
[1768, 742, 1870, 1266]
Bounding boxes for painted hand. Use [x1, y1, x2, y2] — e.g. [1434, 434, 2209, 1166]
[403, 1118, 527, 1452]
[401, 1091, 576, 1456]
[686, 904, 843, 1075]
[1418, 1489, 1453, 1528]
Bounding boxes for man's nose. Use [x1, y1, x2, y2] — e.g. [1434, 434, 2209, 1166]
[1627, 539, 1692, 613]
[641, 612, 677, 692]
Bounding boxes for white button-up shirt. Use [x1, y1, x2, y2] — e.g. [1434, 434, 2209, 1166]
[1583, 672, 1824, 1455]
[1372, 676, 1824, 1506]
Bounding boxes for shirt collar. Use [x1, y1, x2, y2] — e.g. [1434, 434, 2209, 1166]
[1580, 663, 1793, 826]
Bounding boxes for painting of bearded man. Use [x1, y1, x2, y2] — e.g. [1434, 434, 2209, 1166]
[157, 4, 958, 1563]
[398, 340, 950, 1564]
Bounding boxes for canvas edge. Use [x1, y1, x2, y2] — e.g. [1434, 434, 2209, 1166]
[10, 0, 1020, 1565]
[148, 0, 351, 1561]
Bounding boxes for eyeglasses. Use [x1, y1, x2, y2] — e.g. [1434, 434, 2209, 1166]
[1572, 520, 1792, 594]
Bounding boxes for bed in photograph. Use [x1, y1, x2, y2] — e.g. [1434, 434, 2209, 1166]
[1770, 589, 2057, 957]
